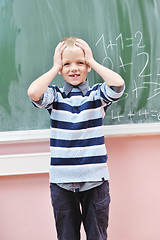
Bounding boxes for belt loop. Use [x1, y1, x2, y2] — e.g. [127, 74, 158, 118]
[75, 188, 79, 193]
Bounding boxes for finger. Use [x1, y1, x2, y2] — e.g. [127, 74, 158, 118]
[60, 44, 67, 57]
[55, 41, 65, 52]
[61, 42, 67, 50]
[76, 39, 89, 47]
[76, 38, 87, 44]
[76, 40, 90, 53]
[75, 41, 85, 51]
[55, 42, 66, 57]
[55, 41, 63, 50]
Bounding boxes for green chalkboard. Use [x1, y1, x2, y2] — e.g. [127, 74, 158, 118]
[1, 0, 160, 131]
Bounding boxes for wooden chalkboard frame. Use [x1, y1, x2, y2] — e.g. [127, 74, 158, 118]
[1, 123, 160, 145]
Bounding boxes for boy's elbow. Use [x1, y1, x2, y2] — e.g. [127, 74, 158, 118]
[118, 76, 125, 87]
[118, 77, 125, 93]
[27, 87, 33, 98]
[110, 76, 125, 93]
[27, 87, 40, 101]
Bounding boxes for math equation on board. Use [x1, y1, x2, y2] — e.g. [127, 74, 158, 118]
[95, 31, 160, 123]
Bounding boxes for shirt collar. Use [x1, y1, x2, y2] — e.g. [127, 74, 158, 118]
[64, 79, 89, 96]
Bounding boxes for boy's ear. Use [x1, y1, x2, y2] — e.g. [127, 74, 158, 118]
[87, 65, 91, 72]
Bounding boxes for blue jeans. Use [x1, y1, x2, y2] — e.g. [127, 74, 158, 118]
[50, 181, 110, 240]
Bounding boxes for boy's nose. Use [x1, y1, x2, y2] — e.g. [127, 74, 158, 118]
[70, 64, 78, 72]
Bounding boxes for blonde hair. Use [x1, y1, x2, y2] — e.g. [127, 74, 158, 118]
[61, 36, 78, 47]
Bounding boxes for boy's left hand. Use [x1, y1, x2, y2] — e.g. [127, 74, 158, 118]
[75, 39, 94, 66]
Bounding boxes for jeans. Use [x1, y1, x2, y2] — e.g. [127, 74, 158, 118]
[50, 181, 110, 240]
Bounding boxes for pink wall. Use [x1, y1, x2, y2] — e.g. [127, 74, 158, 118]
[106, 135, 160, 239]
[0, 174, 56, 240]
[0, 135, 160, 240]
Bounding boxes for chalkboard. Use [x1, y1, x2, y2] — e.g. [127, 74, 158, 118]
[1, 0, 160, 132]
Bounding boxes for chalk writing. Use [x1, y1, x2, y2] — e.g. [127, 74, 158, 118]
[107, 40, 117, 50]
[110, 109, 160, 123]
[139, 110, 150, 119]
[157, 58, 160, 76]
[95, 34, 107, 56]
[102, 57, 113, 70]
[136, 52, 152, 77]
[95, 30, 160, 123]
[128, 110, 135, 122]
[119, 56, 133, 73]
[143, 82, 160, 100]
[116, 33, 124, 50]
[132, 80, 147, 99]
[135, 31, 146, 48]
[126, 37, 133, 48]
[111, 110, 124, 122]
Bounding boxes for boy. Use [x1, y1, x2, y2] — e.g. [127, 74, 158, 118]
[28, 37, 125, 240]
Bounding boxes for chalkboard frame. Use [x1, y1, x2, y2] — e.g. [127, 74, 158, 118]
[1, 123, 160, 145]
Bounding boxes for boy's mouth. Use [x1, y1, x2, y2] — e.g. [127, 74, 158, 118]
[69, 74, 80, 78]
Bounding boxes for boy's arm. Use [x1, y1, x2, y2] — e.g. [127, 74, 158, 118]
[75, 39, 124, 88]
[27, 42, 66, 101]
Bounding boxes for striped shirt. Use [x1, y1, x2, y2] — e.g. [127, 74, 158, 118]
[31, 80, 124, 184]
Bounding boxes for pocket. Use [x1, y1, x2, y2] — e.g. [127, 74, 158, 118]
[95, 194, 111, 211]
[95, 193, 111, 231]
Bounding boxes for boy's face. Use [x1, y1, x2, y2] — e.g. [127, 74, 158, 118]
[60, 46, 91, 86]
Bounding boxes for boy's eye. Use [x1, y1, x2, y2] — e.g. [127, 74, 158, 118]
[64, 62, 70, 66]
[78, 62, 84, 65]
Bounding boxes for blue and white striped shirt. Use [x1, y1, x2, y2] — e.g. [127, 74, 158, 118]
[31, 80, 124, 184]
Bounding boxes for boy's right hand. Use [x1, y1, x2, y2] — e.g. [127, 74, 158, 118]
[53, 42, 66, 72]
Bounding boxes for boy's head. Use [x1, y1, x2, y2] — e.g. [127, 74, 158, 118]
[61, 36, 78, 47]
[59, 37, 91, 86]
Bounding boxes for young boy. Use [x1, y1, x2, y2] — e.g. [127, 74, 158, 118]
[28, 37, 125, 240]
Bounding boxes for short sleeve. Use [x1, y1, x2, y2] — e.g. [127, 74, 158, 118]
[30, 86, 55, 109]
[99, 82, 125, 106]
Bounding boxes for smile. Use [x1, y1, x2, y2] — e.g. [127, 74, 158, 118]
[69, 74, 80, 78]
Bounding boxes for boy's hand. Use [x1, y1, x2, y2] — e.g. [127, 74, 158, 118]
[53, 42, 66, 72]
[75, 39, 94, 66]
